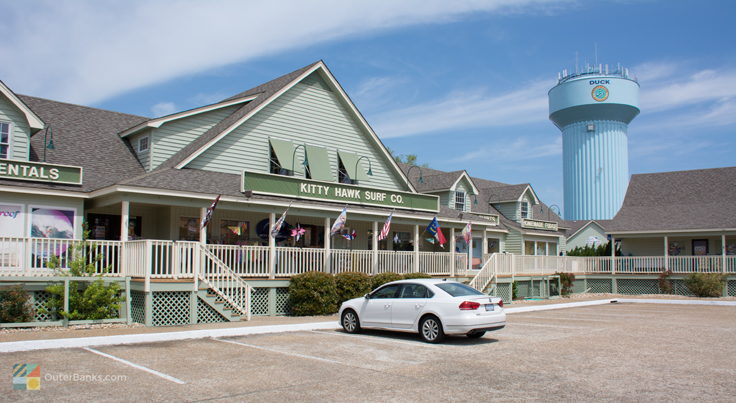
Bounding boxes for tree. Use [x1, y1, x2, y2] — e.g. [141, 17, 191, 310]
[387, 147, 429, 167]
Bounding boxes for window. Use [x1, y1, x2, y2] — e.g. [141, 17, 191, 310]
[399, 284, 434, 299]
[269, 146, 291, 176]
[0, 122, 10, 159]
[371, 284, 401, 299]
[520, 201, 530, 219]
[337, 158, 354, 184]
[138, 136, 149, 153]
[435, 282, 484, 297]
[454, 191, 466, 211]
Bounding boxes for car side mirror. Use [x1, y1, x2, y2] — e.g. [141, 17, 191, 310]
[364, 293, 371, 300]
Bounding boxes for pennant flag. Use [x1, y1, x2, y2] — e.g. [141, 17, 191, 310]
[425, 217, 447, 247]
[342, 229, 357, 241]
[378, 212, 393, 241]
[201, 194, 221, 229]
[291, 224, 306, 242]
[330, 207, 347, 236]
[271, 203, 292, 238]
[462, 222, 472, 244]
[425, 237, 436, 244]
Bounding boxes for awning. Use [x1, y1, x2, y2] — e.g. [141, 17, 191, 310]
[269, 138, 295, 172]
[338, 150, 368, 181]
[305, 145, 333, 182]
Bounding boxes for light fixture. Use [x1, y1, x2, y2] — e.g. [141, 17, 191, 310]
[291, 144, 308, 175]
[407, 165, 424, 184]
[43, 126, 55, 162]
[355, 155, 373, 181]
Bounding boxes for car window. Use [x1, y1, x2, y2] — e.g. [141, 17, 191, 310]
[434, 282, 485, 297]
[371, 284, 401, 299]
[399, 284, 433, 299]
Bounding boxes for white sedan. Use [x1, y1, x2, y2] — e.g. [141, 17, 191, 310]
[338, 279, 505, 343]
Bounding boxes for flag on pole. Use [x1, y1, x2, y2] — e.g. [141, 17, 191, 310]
[201, 194, 221, 229]
[342, 229, 357, 241]
[330, 207, 347, 236]
[425, 217, 447, 247]
[462, 222, 472, 244]
[271, 202, 292, 238]
[393, 233, 400, 244]
[378, 212, 393, 241]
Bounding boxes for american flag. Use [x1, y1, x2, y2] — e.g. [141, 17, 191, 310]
[377, 212, 393, 241]
[201, 194, 221, 229]
[342, 230, 357, 241]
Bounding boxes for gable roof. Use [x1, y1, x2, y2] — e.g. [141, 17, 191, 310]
[607, 166, 736, 233]
[400, 163, 479, 194]
[564, 220, 610, 238]
[0, 80, 45, 132]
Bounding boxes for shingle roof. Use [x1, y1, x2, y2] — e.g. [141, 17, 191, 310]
[0, 95, 148, 192]
[607, 166, 736, 232]
[399, 163, 464, 192]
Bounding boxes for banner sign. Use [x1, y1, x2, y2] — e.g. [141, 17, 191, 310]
[521, 218, 558, 231]
[0, 204, 24, 237]
[0, 159, 83, 185]
[242, 171, 438, 212]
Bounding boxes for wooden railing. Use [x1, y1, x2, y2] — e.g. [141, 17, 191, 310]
[468, 253, 497, 292]
[208, 244, 270, 277]
[0, 237, 124, 276]
[419, 252, 452, 275]
[376, 251, 414, 274]
[200, 246, 252, 319]
[276, 247, 325, 276]
[330, 249, 372, 274]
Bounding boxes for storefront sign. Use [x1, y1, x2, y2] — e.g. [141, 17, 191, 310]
[474, 213, 499, 225]
[0, 159, 83, 185]
[242, 171, 438, 212]
[521, 218, 558, 231]
[0, 204, 24, 237]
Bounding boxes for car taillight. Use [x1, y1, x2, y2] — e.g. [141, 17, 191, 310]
[459, 301, 481, 310]
[498, 299, 504, 308]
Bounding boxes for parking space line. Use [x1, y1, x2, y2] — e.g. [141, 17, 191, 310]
[509, 322, 591, 329]
[312, 330, 444, 349]
[82, 347, 186, 385]
[513, 315, 613, 322]
[213, 337, 351, 366]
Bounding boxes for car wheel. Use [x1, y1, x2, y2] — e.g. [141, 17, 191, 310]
[419, 315, 444, 343]
[341, 309, 361, 334]
[467, 331, 486, 339]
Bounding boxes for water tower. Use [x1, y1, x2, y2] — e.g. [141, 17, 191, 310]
[549, 64, 640, 220]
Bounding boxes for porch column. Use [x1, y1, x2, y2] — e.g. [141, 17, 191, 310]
[120, 201, 130, 241]
[324, 217, 331, 274]
[268, 212, 276, 279]
[372, 221, 378, 275]
[467, 232, 472, 272]
[610, 235, 617, 293]
[482, 227, 488, 257]
[450, 227, 456, 277]
[413, 224, 419, 273]
[664, 236, 669, 271]
[199, 207, 207, 244]
[723, 234, 727, 274]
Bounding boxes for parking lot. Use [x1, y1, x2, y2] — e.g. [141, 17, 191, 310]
[2, 302, 735, 402]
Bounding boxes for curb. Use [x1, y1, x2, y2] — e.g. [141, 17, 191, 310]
[612, 298, 736, 306]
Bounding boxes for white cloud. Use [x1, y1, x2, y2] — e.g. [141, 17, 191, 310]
[639, 65, 736, 112]
[0, 0, 569, 104]
[151, 102, 177, 117]
[452, 136, 561, 163]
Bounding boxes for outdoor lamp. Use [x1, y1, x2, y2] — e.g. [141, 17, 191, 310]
[355, 155, 373, 180]
[291, 144, 308, 175]
[43, 126, 55, 162]
[407, 165, 424, 184]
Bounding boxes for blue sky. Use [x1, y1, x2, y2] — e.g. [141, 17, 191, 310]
[2, 0, 734, 213]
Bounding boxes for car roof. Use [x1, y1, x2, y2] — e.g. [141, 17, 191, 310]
[384, 278, 458, 285]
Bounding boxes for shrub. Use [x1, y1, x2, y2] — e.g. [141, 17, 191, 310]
[684, 273, 726, 297]
[658, 270, 673, 294]
[567, 242, 622, 257]
[402, 272, 432, 280]
[555, 272, 576, 297]
[335, 272, 372, 305]
[370, 272, 403, 290]
[0, 286, 34, 323]
[288, 271, 338, 316]
[512, 281, 518, 300]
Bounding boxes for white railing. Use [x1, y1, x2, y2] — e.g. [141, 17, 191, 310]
[0, 237, 124, 276]
[200, 246, 252, 319]
[455, 254, 467, 274]
[468, 253, 497, 292]
[419, 252, 452, 275]
[728, 256, 736, 273]
[148, 240, 198, 279]
[275, 247, 325, 276]
[330, 249, 372, 274]
[124, 240, 148, 277]
[668, 256, 722, 273]
[207, 245, 270, 277]
[377, 251, 414, 274]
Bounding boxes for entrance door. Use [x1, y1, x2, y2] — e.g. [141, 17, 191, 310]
[391, 284, 432, 329]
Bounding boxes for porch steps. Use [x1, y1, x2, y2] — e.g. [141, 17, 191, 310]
[197, 288, 244, 322]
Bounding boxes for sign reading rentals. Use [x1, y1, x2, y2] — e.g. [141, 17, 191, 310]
[521, 218, 558, 231]
[0, 159, 83, 185]
[242, 171, 438, 212]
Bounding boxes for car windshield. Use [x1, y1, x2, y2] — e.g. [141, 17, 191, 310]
[434, 282, 485, 297]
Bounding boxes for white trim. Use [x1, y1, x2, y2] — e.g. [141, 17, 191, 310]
[137, 135, 150, 153]
[608, 228, 736, 236]
[0, 184, 87, 198]
[0, 120, 10, 159]
[568, 220, 605, 239]
[0, 81, 44, 131]
[118, 96, 257, 138]
[449, 171, 480, 194]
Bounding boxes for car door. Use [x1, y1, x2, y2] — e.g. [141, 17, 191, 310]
[391, 283, 433, 329]
[360, 284, 400, 328]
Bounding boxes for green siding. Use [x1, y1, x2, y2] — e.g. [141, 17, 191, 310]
[0, 95, 30, 160]
[494, 202, 519, 221]
[566, 222, 606, 250]
[129, 130, 151, 170]
[151, 106, 239, 170]
[505, 229, 523, 255]
[187, 73, 407, 191]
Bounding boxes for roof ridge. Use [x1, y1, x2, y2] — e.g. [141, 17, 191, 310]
[18, 94, 148, 120]
[221, 60, 322, 102]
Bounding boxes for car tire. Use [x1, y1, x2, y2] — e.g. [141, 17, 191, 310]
[467, 331, 486, 339]
[419, 315, 444, 343]
[341, 309, 361, 334]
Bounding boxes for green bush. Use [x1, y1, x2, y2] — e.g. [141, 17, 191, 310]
[402, 272, 432, 280]
[555, 272, 576, 296]
[335, 272, 372, 305]
[512, 281, 519, 300]
[0, 286, 34, 323]
[370, 272, 403, 290]
[567, 242, 622, 257]
[684, 273, 726, 297]
[658, 270, 673, 294]
[288, 271, 338, 316]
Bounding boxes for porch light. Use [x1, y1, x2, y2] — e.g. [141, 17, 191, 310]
[291, 144, 309, 175]
[407, 165, 424, 184]
[355, 155, 373, 179]
[43, 126, 55, 162]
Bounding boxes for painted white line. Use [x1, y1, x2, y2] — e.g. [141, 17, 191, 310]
[614, 299, 736, 306]
[508, 322, 590, 329]
[504, 299, 616, 314]
[82, 347, 186, 385]
[213, 338, 347, 366]
[0, 321, 339, 353]
[511, 315, 613, 323]
[313, 329, 443, 349]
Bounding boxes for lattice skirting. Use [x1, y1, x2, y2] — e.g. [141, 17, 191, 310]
[130, 291, 146, 324]
[572, 279, 586, 294]
[251, 288, 269, 316]
[274, 288, 290, 315]
[617, 279, 659, 295]
[495, 283, 512, 302]
[515, 281, 530, 298]
[151, 291, 190, 326]
[588, 279, 613, 293]
[197, 297, 227, 324]
[670, 280, 695, 297]
[729, 281, 736, 297]
[31, 291, 54, 322]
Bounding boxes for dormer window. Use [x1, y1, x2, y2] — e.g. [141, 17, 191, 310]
[521, 201, 530, 219]
[137, 136, 149, 153]
[0, 122, 10, 159]
[454, 191, 466, 211]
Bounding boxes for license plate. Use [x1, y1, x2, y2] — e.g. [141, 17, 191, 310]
[485, 304, 494, 311]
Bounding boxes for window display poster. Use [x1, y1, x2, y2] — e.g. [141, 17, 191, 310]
[0, 204, 24, 237]
[179, 217, 200, 241]
[31, 207, 74, 239]
[220, 220, 249, 244]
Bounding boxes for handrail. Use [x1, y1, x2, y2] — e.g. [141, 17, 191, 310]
[468, 253, 497, 293]
[199, 245, 252, 320]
